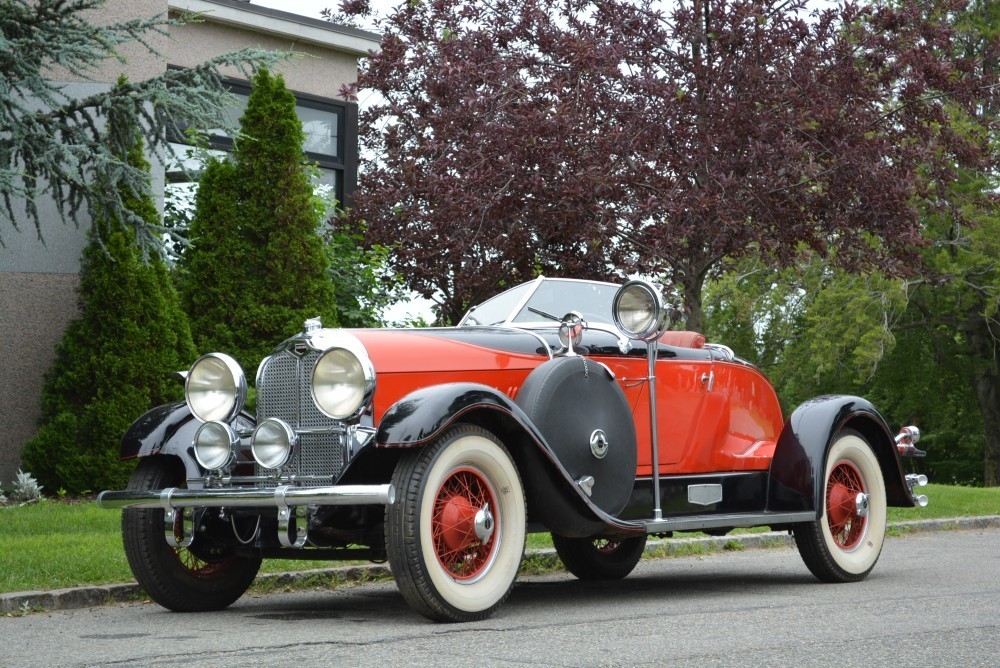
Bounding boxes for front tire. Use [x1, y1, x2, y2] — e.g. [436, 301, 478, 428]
[793, 430, 887, 582]
[122, 456, 261, 612]
[552, 534, 647, 580]
[387, 424, 526, 622]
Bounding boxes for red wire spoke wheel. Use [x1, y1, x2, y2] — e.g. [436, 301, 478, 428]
[825, 460, 867, 550]
[431, 467, 500, 580]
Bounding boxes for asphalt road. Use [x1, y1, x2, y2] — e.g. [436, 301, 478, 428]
[1, 528, 997, 667]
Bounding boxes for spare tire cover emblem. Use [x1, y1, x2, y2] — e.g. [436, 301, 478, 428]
[590, 429, 609, 459]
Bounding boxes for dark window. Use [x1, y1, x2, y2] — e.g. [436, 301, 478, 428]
[168, 75, 358, 207]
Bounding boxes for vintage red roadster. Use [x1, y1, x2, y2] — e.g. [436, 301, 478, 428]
[98, 277, 929, 622]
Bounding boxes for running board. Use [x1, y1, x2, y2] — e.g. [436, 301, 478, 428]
[633, 511, 816, 534]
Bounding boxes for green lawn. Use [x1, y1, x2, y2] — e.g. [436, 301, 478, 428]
[1, 483, 997, 594]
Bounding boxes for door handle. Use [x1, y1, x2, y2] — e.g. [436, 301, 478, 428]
[700, 371, 715, 392]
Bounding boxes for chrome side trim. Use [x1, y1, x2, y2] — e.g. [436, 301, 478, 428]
[514, 327, 554, 359]
[97, 483, 396, 510]
[189, 474, 334, 486]
[704, 343, 735, 362]
[642, 511, 816, 533]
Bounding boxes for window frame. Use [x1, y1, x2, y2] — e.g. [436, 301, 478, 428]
[166, 71, 359, 207]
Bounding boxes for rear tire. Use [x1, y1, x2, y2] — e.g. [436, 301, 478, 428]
[552, 534, 647, 580]
[122, 456, 261, 612]
[793, 430, 887, 582]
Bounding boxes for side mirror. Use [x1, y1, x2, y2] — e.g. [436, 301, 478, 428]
[558, 311, 585, 355]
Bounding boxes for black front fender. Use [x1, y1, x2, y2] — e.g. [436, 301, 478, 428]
[375, 383, 640, 536]
[121, 403, 198, 458]
[375, 383, 537, 447]
[119, 402, 254, 482]
[768, 395, 914, 514]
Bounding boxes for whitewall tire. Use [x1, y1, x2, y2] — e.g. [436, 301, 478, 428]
[793, 429, 887, 582]
[387, 424, 526, 622]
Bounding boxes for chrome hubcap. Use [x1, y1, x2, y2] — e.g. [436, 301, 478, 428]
[474, 503, 495, 543]
[855, 493, 870, 518]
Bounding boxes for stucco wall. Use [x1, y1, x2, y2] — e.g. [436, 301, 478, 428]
[43, 0, 169, 83]
[166, 19, 358, 99]
[0, 273, 81, 487]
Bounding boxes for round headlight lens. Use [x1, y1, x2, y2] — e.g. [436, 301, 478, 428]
[311, 347, 374, 419]
[185, 353, 246, 423]
[613, 280, 668, 341]
[193, 421, 237, 471]
[251, 418, 297, 470]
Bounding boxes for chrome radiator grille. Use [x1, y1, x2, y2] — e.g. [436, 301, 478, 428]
[256, 349, 344, 485]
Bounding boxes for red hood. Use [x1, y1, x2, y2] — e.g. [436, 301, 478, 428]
[351, 328, 547, 375]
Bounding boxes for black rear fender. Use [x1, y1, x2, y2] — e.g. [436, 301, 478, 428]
[768, 395, 914, 514]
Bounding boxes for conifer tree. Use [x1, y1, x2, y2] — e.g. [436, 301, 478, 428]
[180, 67, 338, 370]
[21, 116, 196, 494]
[0, 0, 283, 252]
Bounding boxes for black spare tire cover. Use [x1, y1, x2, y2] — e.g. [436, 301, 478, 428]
[515, 356, 637, 516]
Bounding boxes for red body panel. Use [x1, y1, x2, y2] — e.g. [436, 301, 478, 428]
[354, 328, 784, 477]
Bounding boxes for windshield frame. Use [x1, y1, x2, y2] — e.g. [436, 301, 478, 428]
[459, 277, 622, 329]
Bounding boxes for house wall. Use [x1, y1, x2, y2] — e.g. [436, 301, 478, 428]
[0, 0, 376, 487]
[1, 32, 164, 487]
[166, 20, 359, 98]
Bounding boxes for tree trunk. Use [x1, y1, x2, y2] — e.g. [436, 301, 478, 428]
[963, 323, 1000, 486]
[679, 267, 705, 333]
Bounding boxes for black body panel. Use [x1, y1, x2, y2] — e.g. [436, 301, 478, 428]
[620, 472, 769, 521]
[118, 402, 254, 481]
[412, 327, 715, 361]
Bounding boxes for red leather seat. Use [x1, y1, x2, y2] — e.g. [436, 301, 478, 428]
[660, 331, 706, 349]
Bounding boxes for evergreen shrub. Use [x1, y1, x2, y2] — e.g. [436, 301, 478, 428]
[180, 67, 338, 370]
[21, 132, 195, 495]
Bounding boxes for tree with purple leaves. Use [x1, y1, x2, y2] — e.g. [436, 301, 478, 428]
[334, 0, 995, 327]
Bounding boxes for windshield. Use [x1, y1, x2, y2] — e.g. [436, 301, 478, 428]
[461, 278, 620, 327]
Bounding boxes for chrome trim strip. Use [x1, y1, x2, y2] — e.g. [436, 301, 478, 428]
[235, 424, 351, 439]
[518, 328, 554, 359]
[97, 483, 396, 510]
[293, 425, 349, 435]
[480, 324, 554, 359]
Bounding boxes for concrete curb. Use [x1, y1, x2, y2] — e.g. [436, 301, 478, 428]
[4, 515, 998, 615]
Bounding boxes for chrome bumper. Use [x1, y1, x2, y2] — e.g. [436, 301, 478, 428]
[97, 484, 395, 549]
[97, 484, 395, 510]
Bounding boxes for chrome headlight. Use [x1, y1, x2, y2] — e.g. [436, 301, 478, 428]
[185, 353, 247, 423]
[311, 347, 375, 419]
[251, 418, 297, 470]
[613, 280, 669, 341]
[193, 421, 237, 470]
